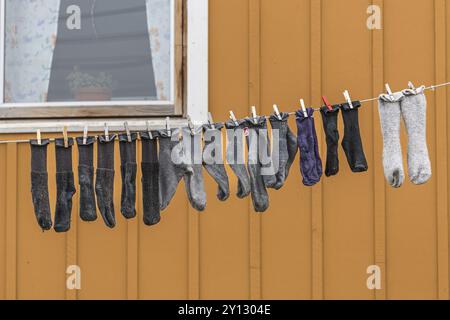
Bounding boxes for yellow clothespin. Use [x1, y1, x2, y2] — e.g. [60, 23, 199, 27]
[343, 90, 354, 109]
[124, 122, 132, 142]
[63, 126, 69, 148]
[299, 99, 308, 118]
[36, 129, 42, 146]
[83, 126, 88, 145]
[273, 104, 282, 120]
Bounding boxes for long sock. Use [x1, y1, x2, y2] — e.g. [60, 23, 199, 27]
[76, 136, 97, 222]
[320, 105, 340, 177]
[141, 131, 161, 226]
[96, 135, 116, 228]
[54, 138, 76, 233]
[244, 116, 270, 213]
[159, 129, 194, 211]
[401, 86, 432, 185]
[340, 101, 369, 173]
[203, 123, 230, 201]
[296, 108, 323, 186]
[30, 139, 52, 231]
[225, 120, 251, 199]
[119, 133, 138, 219]
[378, 92, 405, 188]
[182, 127, 207, 212]
[269, 112, 298, 189]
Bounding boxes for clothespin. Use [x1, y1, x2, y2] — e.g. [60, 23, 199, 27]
[187, 115, 195, 135]
[343, 90, 354, 109]
[146, 121, 153, 140]
[273, 104, 282, 120]
[165, 117, 172, 137]
[83, 126, 88, 145]
[104, 123, 109, 141]
[408, 81, 416, 90]
[385, 83, 393, 97]
[124, 122, 132, 142]
[322, 96, 333, 112]
[229, 111, 239, 126]
[63, 126, 69, 148]
[251, 106, 258, 123]
[36, 129, 42, 146]
[299, 99, 308, 118]
[207, 112, 216, 130]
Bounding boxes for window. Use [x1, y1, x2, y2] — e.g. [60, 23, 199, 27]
[0, 0, 204, 121]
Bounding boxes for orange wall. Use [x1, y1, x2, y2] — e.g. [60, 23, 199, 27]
[1, 0, 450, 300]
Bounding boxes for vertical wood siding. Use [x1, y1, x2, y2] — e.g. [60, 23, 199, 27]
[0, 0, 449, 300]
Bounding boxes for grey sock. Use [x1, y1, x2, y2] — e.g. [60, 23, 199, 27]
[76, 136, 97, 222]
[378, 92, 405, 188]
[54, 138, 76, 233]
[225, 120, 251, 199]
[401, 86, 432, 185]
[159, 129, 194, 211]
[30, 139, 52, 231]
[119, 133, 138, 219]
[203, 123, 230, 201]
[269, 112, 298, 189]
[182, 127, 207, 212]
[245, 116, 270, 213]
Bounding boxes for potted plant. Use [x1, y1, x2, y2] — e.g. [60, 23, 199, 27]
[67, 67, 114, 101]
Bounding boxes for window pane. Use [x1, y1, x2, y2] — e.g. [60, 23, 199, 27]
[4, 0, 173, 104]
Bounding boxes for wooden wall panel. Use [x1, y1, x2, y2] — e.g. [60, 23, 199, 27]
[0, 0, 450, 300]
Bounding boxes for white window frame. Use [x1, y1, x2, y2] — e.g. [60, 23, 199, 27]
[0, 0, 208, 132]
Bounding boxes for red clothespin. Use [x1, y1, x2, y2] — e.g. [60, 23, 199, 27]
[322, 96, 333, 111]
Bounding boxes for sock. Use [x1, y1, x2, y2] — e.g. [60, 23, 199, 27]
[54, 138, 76, 233]
[401, 86, 432, 185]
[340, 101, 369, 173]
[296, 108, 323, 186]
[182, 127, 207, 212]
[30, 139, 52, 231]
[320, 105, 340, 177]
[76, 136, 97, 222]
[225, 120, 251, 199]
[141, 131, 161, 226]
[244, 116, 270, 213]
[119, 133, 138, 219]
[378, 92, 405, 188]
[203, 123, 230, 201]
[159, 129, 194, 211]
[96, 135, 117, 228]
[269, 112, 298, 189]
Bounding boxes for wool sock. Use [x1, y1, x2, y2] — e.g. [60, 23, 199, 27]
[269, 112, 298, 189]
[96, 135, 117, 228]
[119, 133, 138, 219]
[378, 92, 405, 188]
[225, 120, 251, 199]
[203, 123, 230, 201]
[320, 105, 340, 177]
[54, 138, 76, 233]
[182, 127, 207, 212]
[76, 136, 97, 222]
[159, 129, 194, 211]
[401, 86, 432, 185]
[141, 131, 161, 226]
[296, 108, 323, 186]
[30, 139, 52, 231]
[340, 101, 369, 173]
[244, 116, 270, 213]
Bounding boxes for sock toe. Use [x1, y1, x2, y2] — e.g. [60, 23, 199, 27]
[410, 166, 432, 185]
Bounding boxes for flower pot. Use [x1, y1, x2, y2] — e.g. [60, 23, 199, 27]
[73, 87, 112, 101]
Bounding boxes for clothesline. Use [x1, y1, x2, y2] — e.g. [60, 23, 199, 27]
[1, 81, 450, 146]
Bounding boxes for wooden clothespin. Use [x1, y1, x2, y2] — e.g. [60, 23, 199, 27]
[165, 117, 172, 137]
[343, 90, 354, 109]
[146, 121, 153, 140]
[63, 126, 69, 148]
[385, 83, 393, 97]
[208, 112, 216, 130]
[322, 96, 333, 112]
[83, 126, 88, 145]
[273, 104, 282, 120]
[251, 106, 258, 122]
[229, 111, 239, 126]
[104, 123, 109, 141]
[299, 99, 308, 118]
[36, 129, 42, 146]
[124, 122, 132, 142]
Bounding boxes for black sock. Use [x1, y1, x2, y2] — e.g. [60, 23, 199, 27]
[141, 132, 161, 226]
[119, 133, 138, 219]
[54, 138, 76, 233]
[30, 139, 52, 231]
[340, 101, 368, 173]
[76, 137, 97, 222]
[320, 105, 340, 177]
[96, 135, 117, 228]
